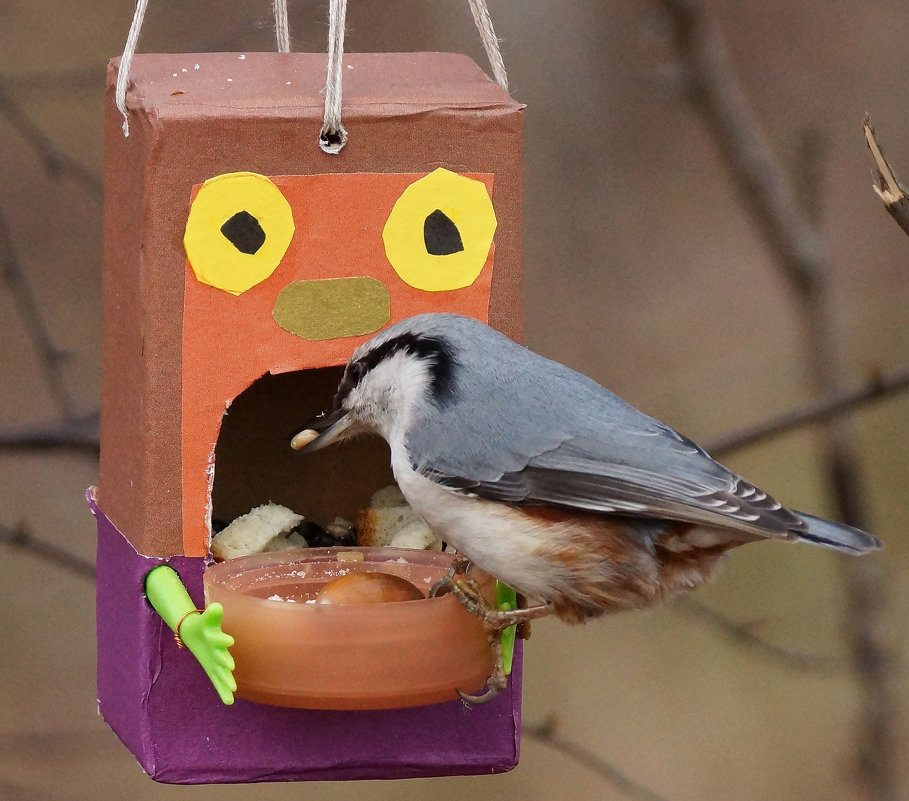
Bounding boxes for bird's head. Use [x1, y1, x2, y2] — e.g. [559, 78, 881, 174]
[291, 313, 468, 452]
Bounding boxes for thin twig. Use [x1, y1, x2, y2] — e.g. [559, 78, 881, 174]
[0, 776, 49, 801]
[0, 414, 100, 455]
[676, 600, 845, 673]
[706, 364, 909, 457]
[524, 716, 674, 801]
[0, 355, 904, 462]
[0, 521, 95, 581]
[0, 209, 79, 422]
[863, 116, 909, 239]
[657, 3, 902, 799]
[655, 0, 824, 295]
[2, 69, 99, 94]
[0, 81, 103, 203]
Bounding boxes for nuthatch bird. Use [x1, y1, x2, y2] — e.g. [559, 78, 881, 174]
[293, 313, 881, 701]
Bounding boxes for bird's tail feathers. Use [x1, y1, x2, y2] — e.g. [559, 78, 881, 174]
[792, 511, 882, 555]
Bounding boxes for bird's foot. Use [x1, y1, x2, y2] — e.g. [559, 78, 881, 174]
[431, 556, 552, 704]
[429, 554, 472, 598]
[448, 577, 552, 631]
[431, 558, 552, 631]
[457, 628, 508, 705]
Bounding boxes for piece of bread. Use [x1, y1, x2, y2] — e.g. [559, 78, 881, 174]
[211, 502, 304, 561]
[368, 485, 407, 508]
[263, 530, 309, 553]
[389, 519, 441, 551]
[357, 485, 438, 550]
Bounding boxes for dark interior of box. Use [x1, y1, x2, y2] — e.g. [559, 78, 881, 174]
[211, 367, 394, 532]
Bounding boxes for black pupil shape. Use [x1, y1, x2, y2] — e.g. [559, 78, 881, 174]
[220, 210, 267, 255]
[423, 209, 464, 256]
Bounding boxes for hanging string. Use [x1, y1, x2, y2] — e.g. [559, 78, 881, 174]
[318, 0, 508, 155]
[273, 0, 291, 53]
[115, 0, 509, 149]
[116, 0, 294, 137]
[115, 0, 149, 137]
[319, 0, 349, 154]
[467, 0, 508, 91]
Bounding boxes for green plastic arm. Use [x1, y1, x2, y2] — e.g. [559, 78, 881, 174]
[144, 565, 237, 705]
[495, 581, 518, 676]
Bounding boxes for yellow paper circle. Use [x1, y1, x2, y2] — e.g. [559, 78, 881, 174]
[382, 168, 497, 292]
[184, 172, 295, 295]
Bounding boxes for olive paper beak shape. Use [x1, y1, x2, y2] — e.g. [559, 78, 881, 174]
[291, 408, 354, 453]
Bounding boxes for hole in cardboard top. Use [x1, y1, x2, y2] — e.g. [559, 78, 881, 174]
[211, 367, 394, 543]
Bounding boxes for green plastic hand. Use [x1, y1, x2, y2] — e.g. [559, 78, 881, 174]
[178, 604, 237, 705]
[144, 565, 237, 705]
[496, 581, 518, 676]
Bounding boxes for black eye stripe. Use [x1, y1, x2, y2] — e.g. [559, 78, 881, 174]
[332, 362, 364, 409]
[338, 333, 456, 408]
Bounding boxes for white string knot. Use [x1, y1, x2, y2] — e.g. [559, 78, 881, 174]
[319, 0, 349, 155]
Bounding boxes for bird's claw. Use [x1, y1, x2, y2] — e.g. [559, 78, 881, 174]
[433, 557, 552, 706]
[457, 628, 508, 705]
[445, 574, 551, 632]
[429, 554, 472, 598]
[457, 679, 506, 705]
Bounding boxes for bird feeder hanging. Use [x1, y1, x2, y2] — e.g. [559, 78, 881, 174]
[91, 0, 525, 785]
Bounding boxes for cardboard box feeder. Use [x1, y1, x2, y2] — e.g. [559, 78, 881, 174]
[93, 52, 524, 783]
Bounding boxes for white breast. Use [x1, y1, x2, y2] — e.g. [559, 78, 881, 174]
[389, 441, 571, 599]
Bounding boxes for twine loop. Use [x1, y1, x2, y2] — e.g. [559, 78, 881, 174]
[116, 0, 509, 154]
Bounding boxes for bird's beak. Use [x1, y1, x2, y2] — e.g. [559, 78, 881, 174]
[290, 407, 354, 454]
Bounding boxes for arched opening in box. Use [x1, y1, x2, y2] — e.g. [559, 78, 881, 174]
[211, 367, 394, 538]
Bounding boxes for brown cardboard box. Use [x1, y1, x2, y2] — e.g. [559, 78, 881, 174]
[100, 51, 523, 557]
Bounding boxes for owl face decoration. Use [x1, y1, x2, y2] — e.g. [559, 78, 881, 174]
[180, 168, 497, 555]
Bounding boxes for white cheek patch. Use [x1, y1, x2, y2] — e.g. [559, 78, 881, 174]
[352, 351, 433, 438]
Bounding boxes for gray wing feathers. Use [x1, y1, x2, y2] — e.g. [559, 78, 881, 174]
[793, 511, 882, 554]
[428, 436, 804, 538]
[523, 437, 804, 536]
[404, 316, 805, 540]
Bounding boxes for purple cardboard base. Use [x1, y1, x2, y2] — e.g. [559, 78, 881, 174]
[90, 490, 522, 784]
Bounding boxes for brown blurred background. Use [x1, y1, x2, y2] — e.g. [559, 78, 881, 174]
[1, 1, 908, 799]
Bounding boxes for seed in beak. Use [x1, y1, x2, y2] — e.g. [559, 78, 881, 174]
[290, 429, 319, 450]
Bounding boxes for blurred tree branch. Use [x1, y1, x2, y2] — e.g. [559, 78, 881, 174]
[706, 364, 909, 457]
[863, 116, 909, 239]
[0, 80, 103, 202]
[0, 209, 80, 422]
[524, 715, 673, 801]
[676, 599, 846, 673]
[0, 415, 100, 455]
[0, 521, 95, 581]
[655, 2, 902, 799]
[2, 68, 99, 94]
[3, 360, 909, 459]
[653, 0, 823, 294]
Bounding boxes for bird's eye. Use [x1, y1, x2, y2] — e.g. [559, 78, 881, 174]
[347, 361, 366, 386]
[382, 168, 497, 292]
[334, 361, 366, 409]
[183, 171, 295, 295]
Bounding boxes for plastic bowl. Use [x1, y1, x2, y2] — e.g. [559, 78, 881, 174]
[203, 547, 493, 710]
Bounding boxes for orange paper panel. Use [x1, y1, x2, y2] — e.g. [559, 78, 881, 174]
[182, 171, 495, 556]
